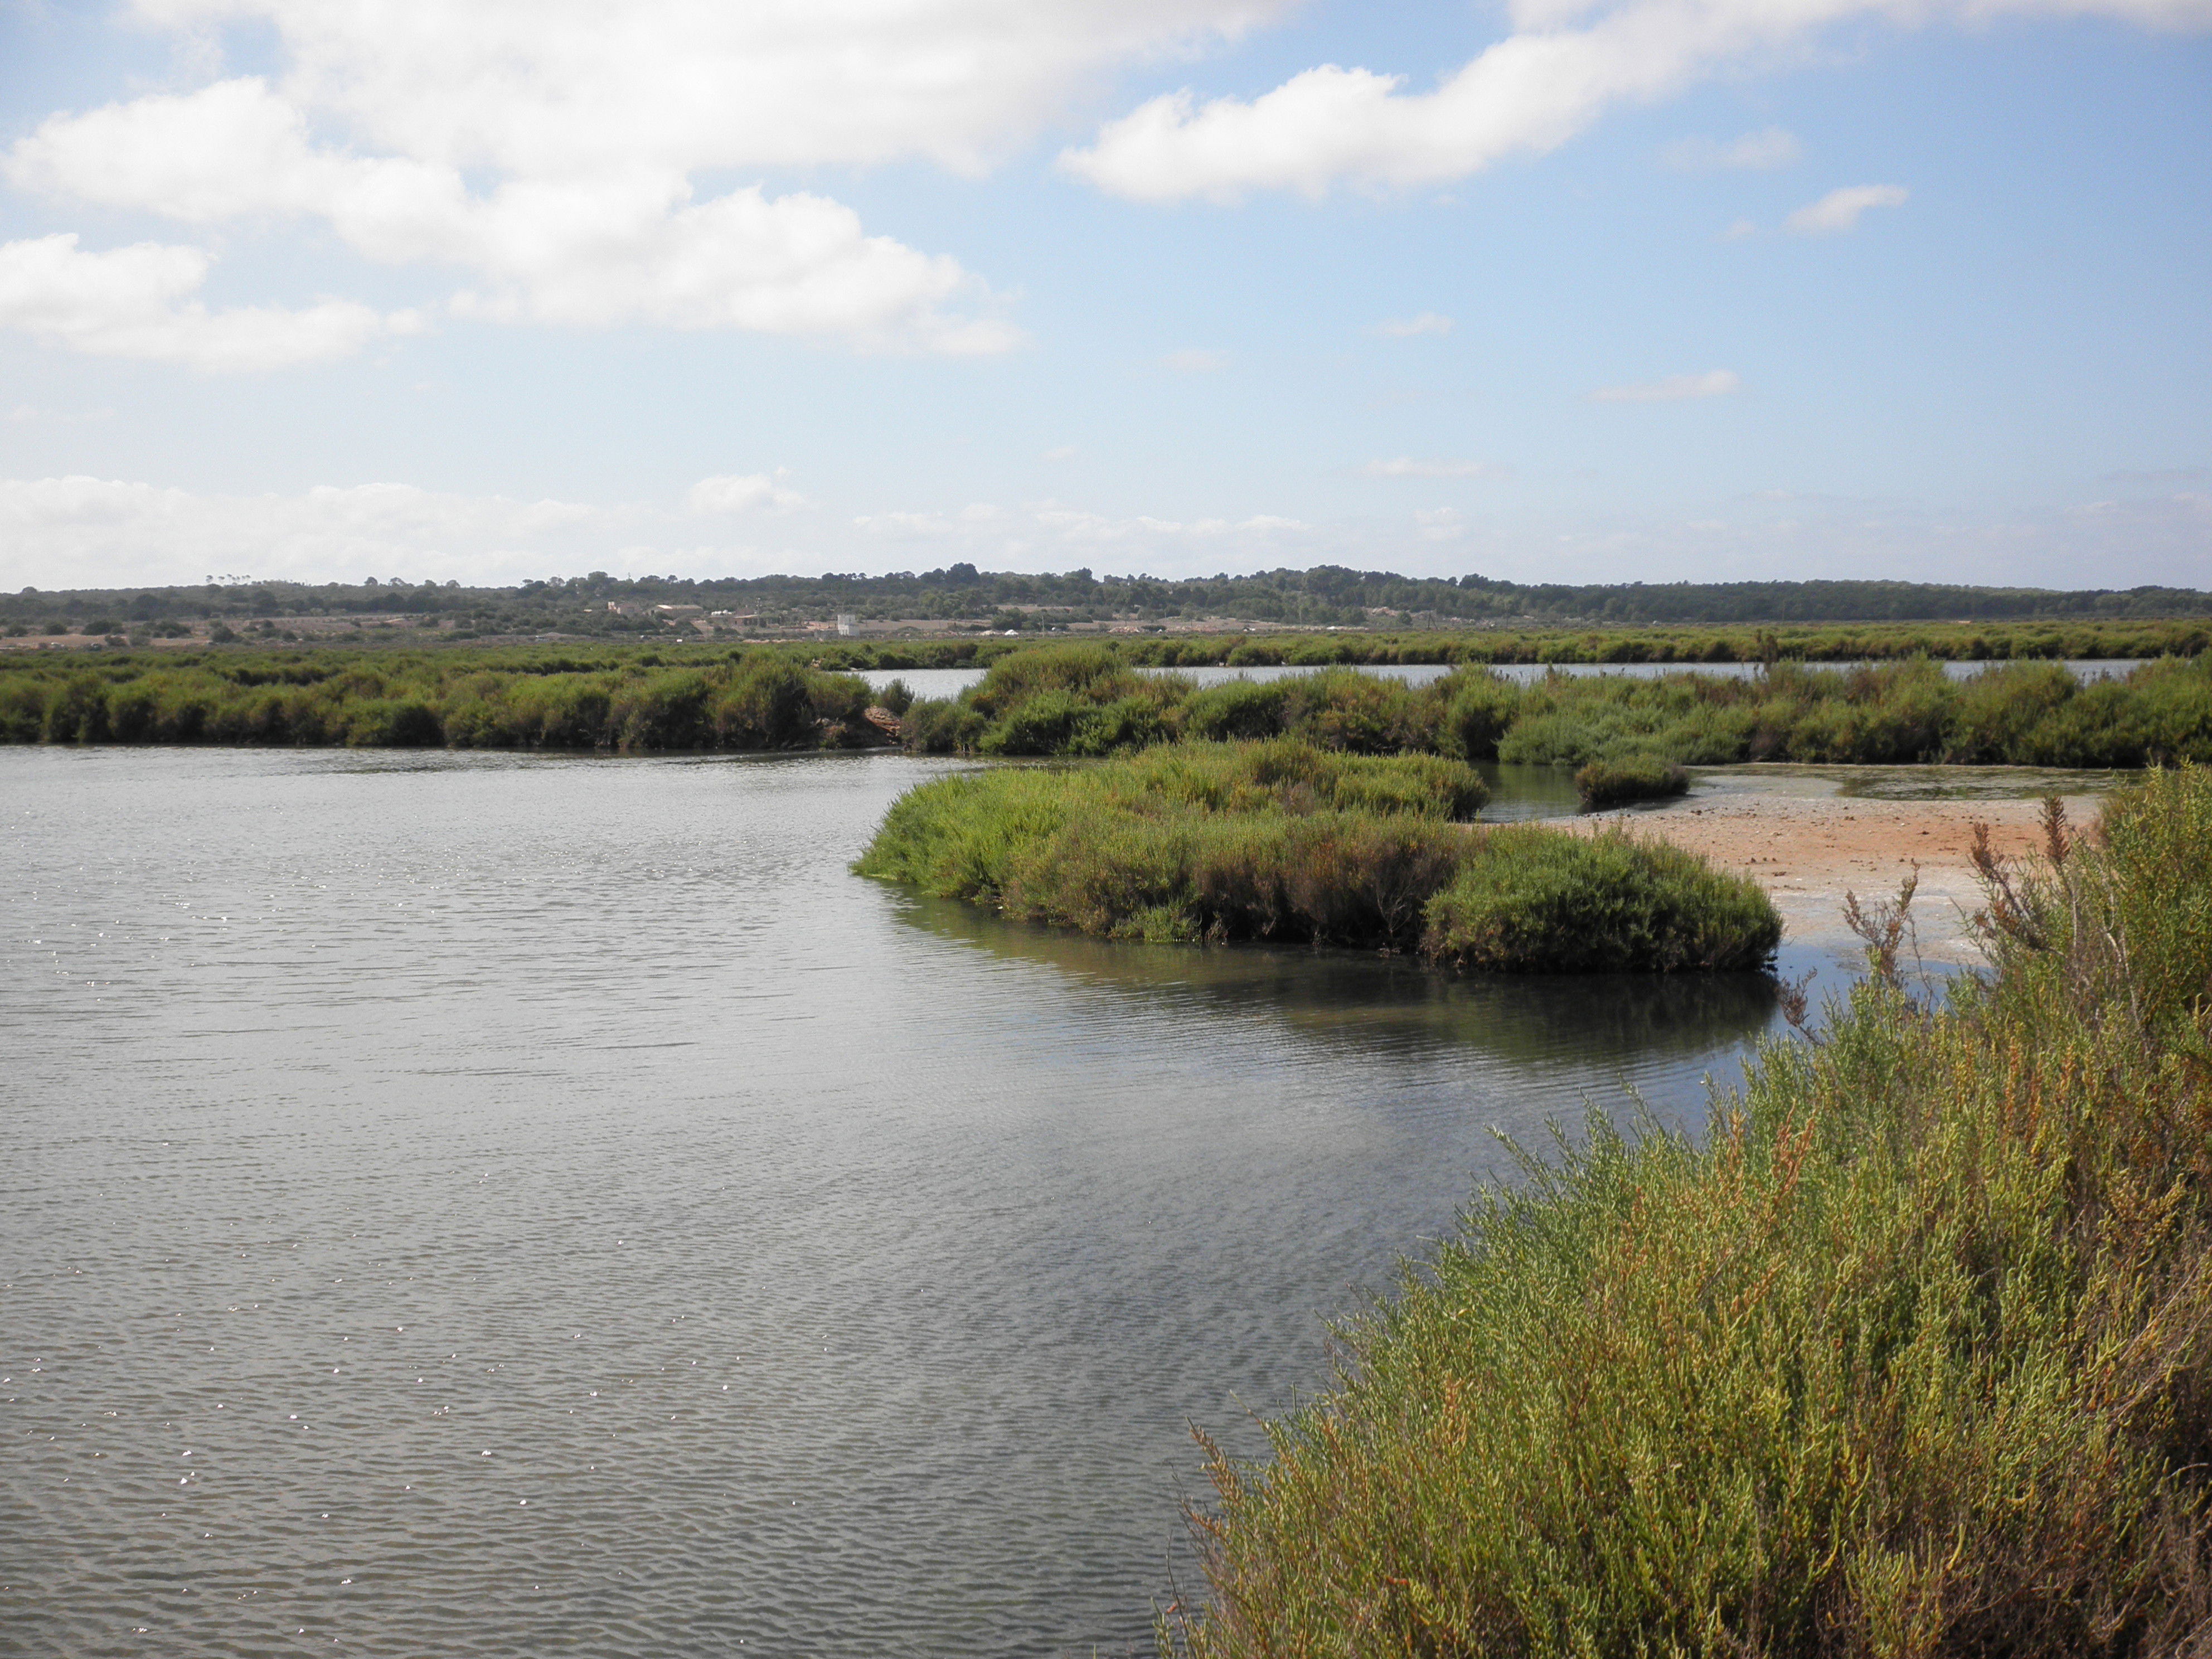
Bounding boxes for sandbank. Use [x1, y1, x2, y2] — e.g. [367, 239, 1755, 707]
[1577, 765, 2122, 962]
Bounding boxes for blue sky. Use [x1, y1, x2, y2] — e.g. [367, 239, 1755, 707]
[1, 0, 2206, 591]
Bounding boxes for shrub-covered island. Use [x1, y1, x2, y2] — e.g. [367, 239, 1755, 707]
[856, 741, 1780, 973]
[1163, 767, 2212, 1655]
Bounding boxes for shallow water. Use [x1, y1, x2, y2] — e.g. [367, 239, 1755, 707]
[2, 748, 1793, 1657]
[858, 658, 2150, 702]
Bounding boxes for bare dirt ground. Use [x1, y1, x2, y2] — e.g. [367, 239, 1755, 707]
[1580, 768, 2118, 960]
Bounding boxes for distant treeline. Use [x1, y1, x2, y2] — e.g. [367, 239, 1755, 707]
[6, 566, 2209, 637]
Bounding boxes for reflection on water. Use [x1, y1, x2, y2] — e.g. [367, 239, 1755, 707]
[1, 747, 1786, 1658]
[899, 894, 1778, 1071]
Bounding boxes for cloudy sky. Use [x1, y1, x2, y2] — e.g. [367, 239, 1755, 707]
[1, 0, 2207, 591]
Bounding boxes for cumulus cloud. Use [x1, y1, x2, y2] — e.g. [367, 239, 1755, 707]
[1588, 368, 1741, 402]
[1786, 183, 1909, 234]
[0, 233, 415, 370]
[6, 79, 1019, 352]
[688, 472, 804, 515]
[1364, 457, 1511, 478]
[1063, 0, 2210, 201]
[1661, 126, 1799, 170]
[124, 0, 1282, 178]
[1374, 311, 1453, 337]
[0, 2, 1292, 352]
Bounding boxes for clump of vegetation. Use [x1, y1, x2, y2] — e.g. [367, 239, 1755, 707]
[1427, 826, 1776, 971]
[0, 648, 880, 753]
[857, 741, 1774, 971]
[1574, 752, 1692, 809]
[892, 644, 2212, 774]
[1164, 766, 2212, 1656]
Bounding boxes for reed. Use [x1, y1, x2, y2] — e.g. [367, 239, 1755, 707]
[1163, 765, 2212, 1657]
[891, 646, 2212, 774]
[0, 649, 880, 752]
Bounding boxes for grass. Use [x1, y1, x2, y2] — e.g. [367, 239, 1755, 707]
[1161, 764, 2212, 1657]
[856, 741, 1776, 971]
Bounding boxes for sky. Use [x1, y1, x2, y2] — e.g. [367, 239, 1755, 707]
[0, 0, 2208, 593]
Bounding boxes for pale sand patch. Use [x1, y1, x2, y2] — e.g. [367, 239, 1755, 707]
[1572, 768, 2118, 961]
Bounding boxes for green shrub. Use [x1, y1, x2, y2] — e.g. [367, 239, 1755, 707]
[1165, 767, 2212, 1658]
[1424, 827, 1776, 971]
[859, 744, 1760, 971]
[344, 698, 443, 746]
[1439, 670, 1521, 760]
[1183, 679, 1292, 741]
[1574, 752, 1691, 809]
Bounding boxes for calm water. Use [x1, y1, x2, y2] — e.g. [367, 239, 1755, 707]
[2, 748, 1788, 1657]
[860, 658, 2148, 701]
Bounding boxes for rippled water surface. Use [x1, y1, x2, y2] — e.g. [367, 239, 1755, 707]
[2, 748, 1787, 1657]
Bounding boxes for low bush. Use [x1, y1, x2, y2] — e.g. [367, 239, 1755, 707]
[857, 741, 1772, 972]
[1165, 765, 2212, 1657]
[1574, 751, 1691, 809]
[1424, 826, 1777, 971]
[0, 648, 881, 753]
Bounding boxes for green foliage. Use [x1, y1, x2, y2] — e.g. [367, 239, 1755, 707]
[893, 645, 2212, 773]
[1165, 767, 2212, 1657]
[1425, 826, 1777, 971]
[0, 647, 882, 753]
[856, 741, 1776, 972]
[1574, 752, 1692, 809]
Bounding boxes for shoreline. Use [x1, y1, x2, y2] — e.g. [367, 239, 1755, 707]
[1582, 765, 2117, 960]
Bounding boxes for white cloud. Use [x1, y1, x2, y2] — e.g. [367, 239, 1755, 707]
[124, 0, 1283, 178]
[1364, 457, 1512, 478]
[1042, 445, 1078, 460]
[1721, 217, 1758, 240]
[688, 472, 804, 515]
[7, 79, 1019, 352]
[1661, 126, 1799, 170]
[1588, 368, 1741, 402]
[0, 474, 612, 587]
[1786, 183, 1909, 234]
[1374, 311, 1453, 337]
[0, 233, 415, 370]
[1063, 0, 2211, 202]
[1162, 347, 1230, 372]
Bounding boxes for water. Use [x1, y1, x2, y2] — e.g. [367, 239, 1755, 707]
[857, 658, 2150, 701]
[2, 748, 1787, 1657]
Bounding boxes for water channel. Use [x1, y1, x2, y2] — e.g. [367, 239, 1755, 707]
[856, 658, 2148, 704]
[3, 747, 1807, 1656]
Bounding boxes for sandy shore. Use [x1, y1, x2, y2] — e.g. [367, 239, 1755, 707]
[1578, 767, 2117, 961]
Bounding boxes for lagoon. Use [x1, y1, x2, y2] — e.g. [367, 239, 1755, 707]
[2, 748, 1796, 1656]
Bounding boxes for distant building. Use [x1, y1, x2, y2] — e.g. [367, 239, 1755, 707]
[836, 613, 858, 637]
[653, 604, 705, 623]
